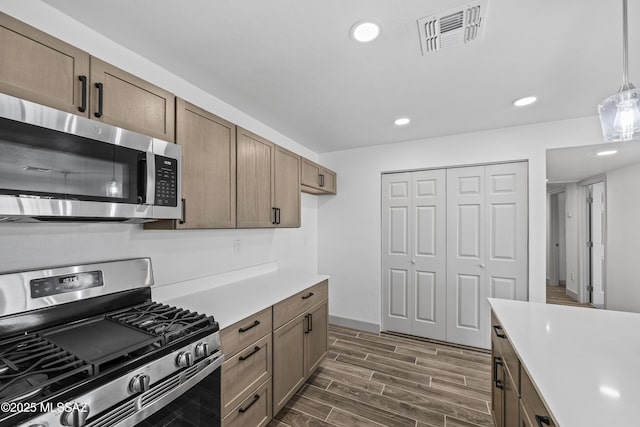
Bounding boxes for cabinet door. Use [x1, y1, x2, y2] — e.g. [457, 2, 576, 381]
[504, 370, 519, 427]
[177, 99, 236, 228]
[272, 315, 306, 414]
[89, 58, 175, 141]
[0, 13, 89, 115]
[301, 158, 321, 189]
[319, 167, 337, 194]
[274, 146, 300, 228]
[305, 301, 328, 376]
[491, 345, 504, 427]
[236, 128, 275, 228]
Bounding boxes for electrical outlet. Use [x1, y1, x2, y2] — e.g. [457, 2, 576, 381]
[234, 239, 241, 255]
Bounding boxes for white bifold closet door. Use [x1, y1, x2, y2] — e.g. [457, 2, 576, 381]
[381, 170, 447, 340]
[382, 162, 527, 349]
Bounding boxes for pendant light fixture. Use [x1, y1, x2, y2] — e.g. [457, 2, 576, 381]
[598, 0, 640, 142]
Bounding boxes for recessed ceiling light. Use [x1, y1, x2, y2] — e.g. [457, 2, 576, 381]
[394, 117, 410, 126]
[513, 96, 537, 107]
[350, 20, 382, 43]
[596, 150, 618, 156]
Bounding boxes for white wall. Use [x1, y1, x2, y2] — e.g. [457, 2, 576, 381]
[0, 2, 319, 286]
[319, 117, 604, 329]
[606, 162, 640, 312]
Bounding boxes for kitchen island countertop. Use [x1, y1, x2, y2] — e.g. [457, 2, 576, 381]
[153, 269, 329, 329]
[489, 298, 640, 427]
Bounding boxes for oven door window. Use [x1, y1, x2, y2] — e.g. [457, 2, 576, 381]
[135, 368, 221, 427]
[0, 117, 145, 204]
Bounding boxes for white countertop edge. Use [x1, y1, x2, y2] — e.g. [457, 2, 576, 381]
[153, 268, 329, 329]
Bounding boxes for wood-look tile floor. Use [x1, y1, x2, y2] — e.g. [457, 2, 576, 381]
[546, 285, 593, 308]
[268, 325, 493, 427]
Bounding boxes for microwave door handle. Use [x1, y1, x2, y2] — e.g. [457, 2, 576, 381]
[137, 156, 148, 204]
[145, 152, 155, 205]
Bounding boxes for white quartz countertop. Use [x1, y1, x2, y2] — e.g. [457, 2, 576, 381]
[153, 270, 329, 330]
[488, 298, 640, 427]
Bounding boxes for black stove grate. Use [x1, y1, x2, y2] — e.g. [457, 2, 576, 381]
[106, 302, 217, 345]
[0, 335, 92, 403]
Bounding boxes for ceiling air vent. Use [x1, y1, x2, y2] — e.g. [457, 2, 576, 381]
[417, 0, 488, 54]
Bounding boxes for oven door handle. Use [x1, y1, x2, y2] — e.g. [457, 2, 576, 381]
[92, 351, 224, 427]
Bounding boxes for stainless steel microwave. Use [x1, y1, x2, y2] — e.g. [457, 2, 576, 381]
[0, 93, 181, 222]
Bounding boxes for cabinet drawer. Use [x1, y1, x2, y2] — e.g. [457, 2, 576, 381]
[273, 281, 328, 329]
[520, 368, 556, 427]
[491, 311, 519, 389]
[223, 378, 272, 427]
[222, 334, 272, 417]
[221, 307, 272, 358]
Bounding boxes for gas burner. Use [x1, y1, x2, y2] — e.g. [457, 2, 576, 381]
[0, 335, 91, 403]
[107, 302, 217, 344]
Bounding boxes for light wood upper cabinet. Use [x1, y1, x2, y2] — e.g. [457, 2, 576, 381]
[237, 128, 276, 228]
[0, 13, 175, 142]
[301, 158, 336, 195]
[0, 13, 89, 115]
[237, 128, 300, 228]
[146, 99, 236, 230]
[274, 146, 301, 228]
[89, 58, 175, 142]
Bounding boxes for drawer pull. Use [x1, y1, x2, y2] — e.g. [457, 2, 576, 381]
[302, 292, 315, 300]
[493, 356, 504, 390]
[304, 314, 310, 334]
[493, 325, 506, 339]
[535, 415, 551, 426]
[238, 394, 260, 414]
[239, 346, 261, 361]
[238, 320, 261, 333]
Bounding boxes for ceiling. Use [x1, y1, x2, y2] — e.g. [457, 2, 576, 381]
[42, 0, 639, 153]
[546, 139, 640, 187]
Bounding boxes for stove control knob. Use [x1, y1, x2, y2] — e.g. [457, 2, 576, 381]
[129, 373, 151, 394]
[60, 404, 90, 427]
[195, 342, 209, 358]
[176, 351, 194, 368]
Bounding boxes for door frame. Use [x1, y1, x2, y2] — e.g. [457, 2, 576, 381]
[577, 175, 606, 306]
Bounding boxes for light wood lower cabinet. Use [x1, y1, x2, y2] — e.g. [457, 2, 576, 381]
[491, 310, 557, 427]
[221, 334, 272, 418]
[272, 281, 328, 414]
[221, 281, 328, 426]
[223, 378, 272, 427]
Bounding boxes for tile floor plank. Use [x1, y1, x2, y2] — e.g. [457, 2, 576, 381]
[274, 325, 494, 427]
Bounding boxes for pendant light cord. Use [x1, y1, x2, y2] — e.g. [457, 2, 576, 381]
[621, 0, 635, 90]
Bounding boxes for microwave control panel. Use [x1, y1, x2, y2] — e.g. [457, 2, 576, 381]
[154, 156, 178, 207]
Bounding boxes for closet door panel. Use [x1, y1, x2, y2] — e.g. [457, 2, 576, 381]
[382, 173, 413, 333]
[446, 166, 487, 348]
[411, 170, 446, 341]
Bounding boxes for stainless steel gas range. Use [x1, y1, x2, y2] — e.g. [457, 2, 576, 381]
[0, 258, 224, 427]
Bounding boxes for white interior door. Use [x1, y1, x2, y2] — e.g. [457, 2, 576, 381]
[382, 173, 412, 333]
[446, 166, 486, 348]
[411, 170, 446, 340]
[590, 182, 606, 307]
